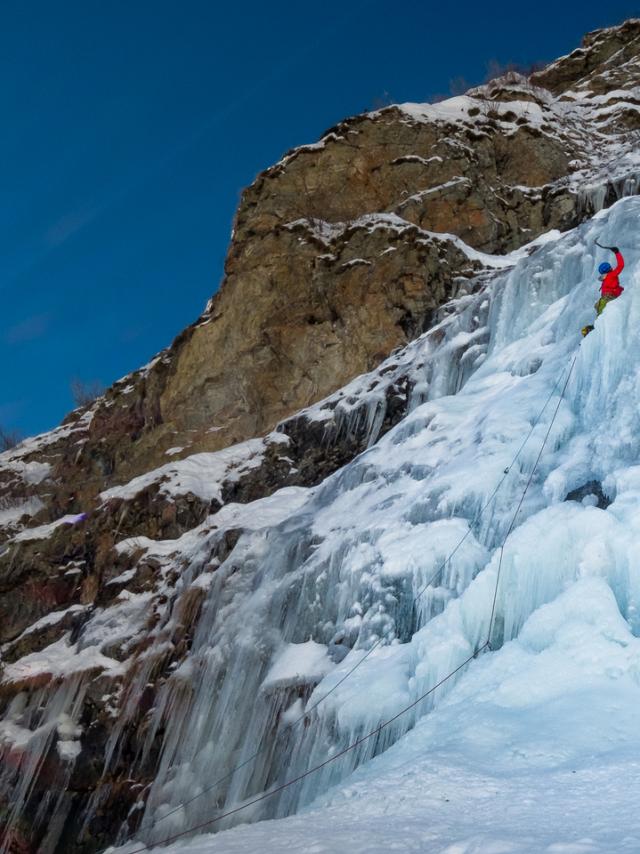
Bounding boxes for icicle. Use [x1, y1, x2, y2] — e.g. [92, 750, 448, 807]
[11, 199, 640, 850]
[0, 675, 88, 852]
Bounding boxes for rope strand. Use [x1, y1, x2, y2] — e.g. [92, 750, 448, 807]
[121, 354, 577, 852]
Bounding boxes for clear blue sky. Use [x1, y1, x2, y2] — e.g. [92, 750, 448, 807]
[1, 0, 636, 437]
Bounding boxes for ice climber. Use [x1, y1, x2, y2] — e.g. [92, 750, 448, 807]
[581, 244, 625, 337]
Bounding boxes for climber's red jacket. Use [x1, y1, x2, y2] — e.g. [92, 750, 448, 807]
[601, 251, 625, 298]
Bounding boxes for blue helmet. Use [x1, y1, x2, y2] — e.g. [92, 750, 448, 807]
[598, 262, 612, 275]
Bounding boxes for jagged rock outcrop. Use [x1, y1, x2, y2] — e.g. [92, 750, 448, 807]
[1, 20, 640, 854]
[136, 19, 640, 465]
[12, 19, 638, 500]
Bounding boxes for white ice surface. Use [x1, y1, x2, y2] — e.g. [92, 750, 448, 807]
[108, 197, 640, 854]
[115, 578, 640, 853]
[7, 191, 640, 854]
[262, 641, 333, 691]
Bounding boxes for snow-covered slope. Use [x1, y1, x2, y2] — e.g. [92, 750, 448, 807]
[92, 197, 640, 854]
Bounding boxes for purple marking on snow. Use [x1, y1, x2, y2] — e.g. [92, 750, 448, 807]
[63, 513, 88, 525]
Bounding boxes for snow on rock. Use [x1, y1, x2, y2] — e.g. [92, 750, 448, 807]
[56, 713, 83, 762]
[0, 496, 44, 528]
[288, 211, 559, 272]
[57, 737, 83, 762]
[2, 635, 123, 686]
[100, 435, 287, 505]
[114, 486, 310, 565]
[5, 604, 88, 644]
[0, 409, 93, 469]
[13, 513, 87, 542]
[262, 641, 333, 691]
[10, 460, 51, 485]
[75, 590, 156, 661]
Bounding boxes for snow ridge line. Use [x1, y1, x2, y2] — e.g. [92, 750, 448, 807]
[121, 353, 578, 854]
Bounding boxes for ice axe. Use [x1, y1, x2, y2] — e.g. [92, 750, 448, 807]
[594, 239, 633, 251]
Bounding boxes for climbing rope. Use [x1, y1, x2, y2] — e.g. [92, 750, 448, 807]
[488, 354, 577, 643]
[121, 353, 578, 853]
[128, 648, 485, 854]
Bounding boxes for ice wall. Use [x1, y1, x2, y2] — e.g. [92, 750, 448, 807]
[113, 197, 640, 849]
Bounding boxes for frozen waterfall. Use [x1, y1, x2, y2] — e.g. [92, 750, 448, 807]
[108, 197, 640, 851]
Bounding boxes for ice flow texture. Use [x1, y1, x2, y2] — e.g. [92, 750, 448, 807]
[4, 199, 640, 853]
[121, 197, 640, 846]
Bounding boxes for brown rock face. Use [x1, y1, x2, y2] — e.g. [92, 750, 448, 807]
[159, 221, 476, 445]
[80, 21, 640, 486]
[3, 22, 630, 505]
[1, 20, 640, 854]
[532, 19, 640, 97]
[183, 111, 571, 459]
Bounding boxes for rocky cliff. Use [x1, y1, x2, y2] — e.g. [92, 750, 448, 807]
[1, 19, 640, 854]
